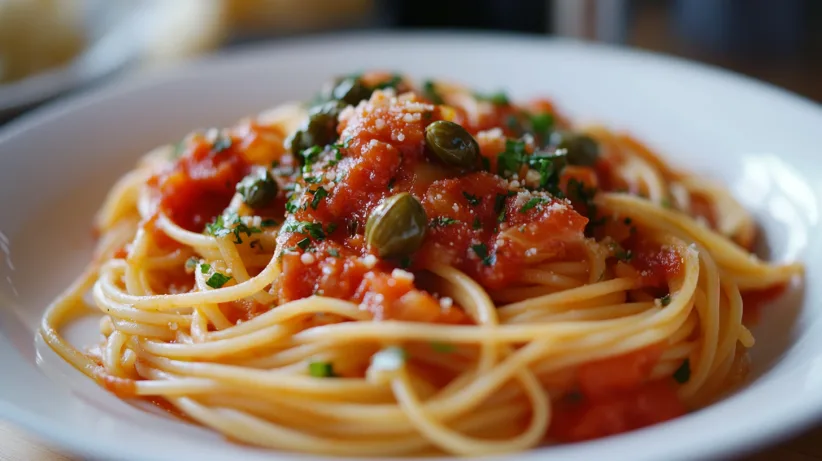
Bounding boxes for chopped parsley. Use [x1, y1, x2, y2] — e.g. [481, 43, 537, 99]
[494, 193, 508, 222]
[661, 197, 673, 209]
[184, 257, 199, 272]
[673, 359, 691, 384]
[296, 238, 312, 250]
[301, 145, 323, 168]
[261, 219, 278, 227]
[282, 220, 326, 240]
[210, 134, 232, 154]
[476, 91, 509, 105]
[614, 247, 633, 262]
[304, 175, 323, 184]
[172, 140, 186, 158]
[430, 217, 458, 228]
[660, 294, 672, 307]
[308, 361, 335, 378]
[372, 74, 403, 90]
[327, 248, 340, 258]
[462, 192, 481, 206]
[430, 342, 456, 353]
[204, 213, 262, 244]
[473, 217, 482, 230]
[285, 199, 300, 214]
[326, 222, 338, 234]
[505, 114, 523, 135]
[399, 256, 412, 269]
[422, 80, 444, 104]
[566, 179, 605, 234]
[527, 152, 566, 194]
[199, 263, 211, 273]
[529, 113, 554, 143]
[497, 139, 527, 176]
[205, 272, 232, 289]
[519, 196, 550, 213]
[310, 187, 328, 210]
[471, 243, 495, 266]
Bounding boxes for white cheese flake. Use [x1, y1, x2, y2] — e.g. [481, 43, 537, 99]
[300, 253, 316, 265]
[363, 254, 378, 269]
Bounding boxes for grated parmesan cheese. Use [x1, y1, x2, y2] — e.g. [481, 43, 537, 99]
[363, 254, 378, 269]
[300, 253, 316, 265]
[391, 269, 415, 281]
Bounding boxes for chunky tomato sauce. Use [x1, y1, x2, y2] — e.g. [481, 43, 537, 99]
[154, 135, 251, 232]
[268, 87, 592, 320]
[550, 346, 686, 442]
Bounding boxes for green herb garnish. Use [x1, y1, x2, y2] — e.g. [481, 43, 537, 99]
[471, 243, 495, 266]
[211, 135, 232, 154]
[430, 342, 456, 353]
[283, 220, 326, 240]
[310, 187, 328, 210]
[519, 197, 550, 213]
[308, 361, 335, 378]
[205, 272, 232, 289]
[430, 217, 458, 228]
[673, 359, 691, 383]
[462, 192, 481, 206]
[422, 80, 444, 104]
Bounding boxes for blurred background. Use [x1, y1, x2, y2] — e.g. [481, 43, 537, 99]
[1, 1, 821, 460]
[1, 0, 820, 123]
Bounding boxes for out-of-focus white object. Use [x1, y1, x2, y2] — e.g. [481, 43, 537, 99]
[0, 0, 230, 119]
[0, 1, 145, 118]
[140, 0, 226, 66]
[0, 0, 85, 84]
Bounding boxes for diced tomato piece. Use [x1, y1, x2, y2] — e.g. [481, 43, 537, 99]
[551, 380, 686, 442]
[577, 345, 663, 400]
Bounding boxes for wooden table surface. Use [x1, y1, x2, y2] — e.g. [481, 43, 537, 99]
[1, 420, 820, 461]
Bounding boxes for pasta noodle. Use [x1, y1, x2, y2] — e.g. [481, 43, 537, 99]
[41, 72, 802, 457]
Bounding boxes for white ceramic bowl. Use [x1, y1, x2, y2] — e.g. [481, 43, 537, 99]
[0, 33, 820, 461]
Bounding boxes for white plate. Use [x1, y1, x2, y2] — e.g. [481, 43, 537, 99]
[0, 32, 821, 461]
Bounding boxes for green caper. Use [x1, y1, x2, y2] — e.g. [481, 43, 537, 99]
[551, 132, 600, 166]
[237, 169, 278, 209]
[365, 193, 427, 259]
[288, 100, 347, 157]
[424, 120, 480, 168]
[331, 77, 373, 105]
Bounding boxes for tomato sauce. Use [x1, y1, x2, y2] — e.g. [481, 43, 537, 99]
[550, 345, 686, 442]
[154, 134, 251, 232]
[272, 91, 589, 314]
[741, 283, 788, 325]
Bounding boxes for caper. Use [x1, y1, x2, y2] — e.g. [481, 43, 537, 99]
[331, 77, 373, 106]
[365, 193, 427, 259]
[424, 120, 480, 168]
[288, 100, 347, 158]
[551, 132, 600, 166]
[237, 169, 278, 209]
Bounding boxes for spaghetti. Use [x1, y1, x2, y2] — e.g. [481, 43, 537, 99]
[41, 73, 802, 457]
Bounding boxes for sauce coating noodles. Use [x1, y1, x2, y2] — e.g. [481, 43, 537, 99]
[41, 73, 802, 457]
